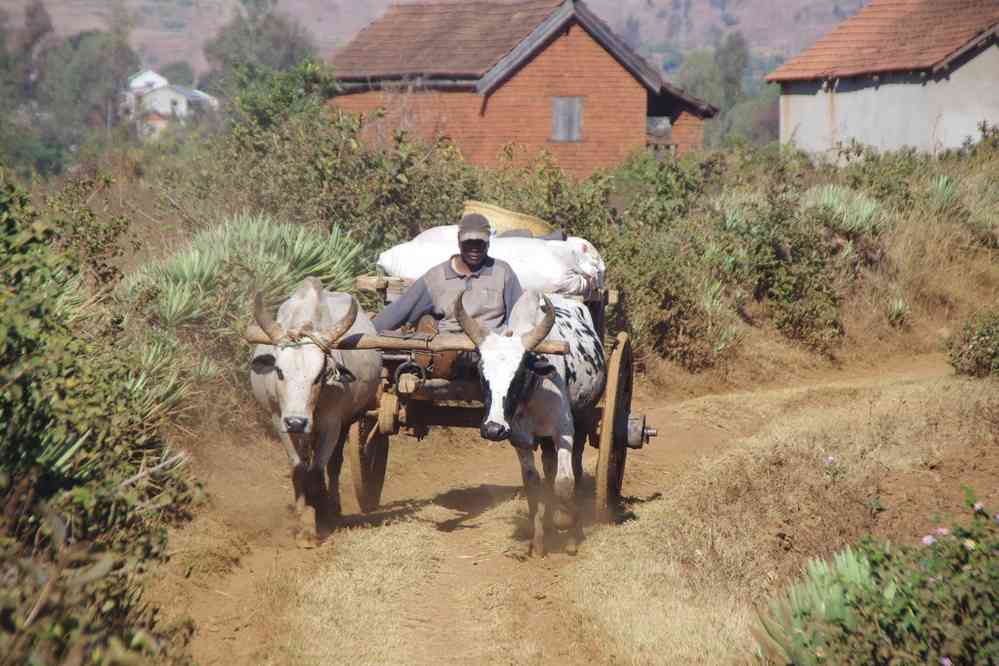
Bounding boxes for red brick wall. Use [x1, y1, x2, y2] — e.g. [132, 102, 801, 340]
[671, 110, 705, 156]
[330, 20, 649, 177]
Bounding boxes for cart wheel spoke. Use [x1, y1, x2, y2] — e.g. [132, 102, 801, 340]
[348, 416, 390, 513]
[595, 332, 632, 522]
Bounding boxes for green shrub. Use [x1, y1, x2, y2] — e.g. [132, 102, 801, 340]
[710, 177, 844, 353]
[841, 143, 920, 210]
[757, 499, 999, 665]
[155, 104, 479, 258]
[0, 172, 195, 662]
[947, 311, 999, 378]
[40, 173, 134, 291]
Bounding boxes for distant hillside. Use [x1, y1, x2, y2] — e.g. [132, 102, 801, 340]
[0, 0, 868, 77]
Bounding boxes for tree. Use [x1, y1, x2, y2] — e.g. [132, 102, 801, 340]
[24, 0, 53, 51]
[0, 4, 63, 176]
[160, 60, 195, 87]
[35, 31, 140, 148]
[0, 9, 14, 107]
[715, 31, 749, 110]
[621, 14, 641, 51]
[675, 50, 724, 110]
[102, 1, 136, 133]
[203, 5, 315, 88]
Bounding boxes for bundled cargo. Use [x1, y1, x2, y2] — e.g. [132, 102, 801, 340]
[377, 224, 605, 298]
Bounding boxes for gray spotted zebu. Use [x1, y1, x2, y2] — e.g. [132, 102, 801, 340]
[455, 289, 607, 557]
[246, 278, 381, 545]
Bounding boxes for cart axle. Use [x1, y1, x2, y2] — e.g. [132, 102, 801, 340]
[627, 415, 657, 449]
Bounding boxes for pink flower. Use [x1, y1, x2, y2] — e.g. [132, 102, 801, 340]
[940, 658, 953, 666]
[922, 535, 936, 546]
[934, 527, 950, 536]
[824, 456, 835, 466]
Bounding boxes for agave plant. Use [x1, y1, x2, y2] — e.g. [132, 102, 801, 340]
[755, 547, 878, 665]
[802, 185, 886, 238]
[927, 175, 960, 212]
[886, 296, 911, 329]
[122, 212, 364, 333]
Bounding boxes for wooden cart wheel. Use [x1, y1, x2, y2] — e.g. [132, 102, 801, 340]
[348, 415, 389, 513]
[595, 332, 633, 521]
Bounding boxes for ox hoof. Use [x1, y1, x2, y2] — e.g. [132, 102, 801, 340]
[295, 529, 320, 549]
[552, 507, 575, 532]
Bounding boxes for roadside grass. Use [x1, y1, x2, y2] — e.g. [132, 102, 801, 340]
[566, 374, 999, 664]
[166, 515, 251, 579]
[277, 517, 446, 665]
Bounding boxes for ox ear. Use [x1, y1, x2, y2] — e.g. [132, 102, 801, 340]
[251, 354, 277, 375]
[326, 363, 356, 385]
[335, 363, 357, 384]
[526, 353, 557, 376]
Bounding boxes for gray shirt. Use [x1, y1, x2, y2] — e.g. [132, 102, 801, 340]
[372, 256, 523, 333]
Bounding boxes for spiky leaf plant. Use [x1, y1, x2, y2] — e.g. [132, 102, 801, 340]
[801, 185, 887, 239]
[123, 212, 363, 334]
[755, 547, 876, 665]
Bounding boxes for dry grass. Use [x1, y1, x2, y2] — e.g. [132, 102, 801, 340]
[166, 516, 251, 578]
[275, 517, 446, 665]
[565, 375, 999, 664]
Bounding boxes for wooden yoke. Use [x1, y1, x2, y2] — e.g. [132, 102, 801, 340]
[243, 328, 569, 355]
[334, 333, 568, 355]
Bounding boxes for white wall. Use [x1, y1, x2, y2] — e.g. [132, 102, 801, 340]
[142, 87, 189, 119]
[779, 43, 999, 155]
[129, 70, 168, 92]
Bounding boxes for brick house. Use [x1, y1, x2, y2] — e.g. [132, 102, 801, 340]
[767, 0, 999, 155]
[329, 0, 717, 177]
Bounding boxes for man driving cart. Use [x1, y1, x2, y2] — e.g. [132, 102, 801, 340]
[371, 213, 523, 338]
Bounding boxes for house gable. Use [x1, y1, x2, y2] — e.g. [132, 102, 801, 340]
[329, 0, 716, 175]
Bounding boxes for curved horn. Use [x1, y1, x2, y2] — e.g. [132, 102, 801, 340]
[317, 295, 359, 348]
[252, 292, 286, 344]
[454, 292, 487, 347]
[521, 295, 555, 351]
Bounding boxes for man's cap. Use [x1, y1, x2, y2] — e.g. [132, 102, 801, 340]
[458, 213, 491, 243]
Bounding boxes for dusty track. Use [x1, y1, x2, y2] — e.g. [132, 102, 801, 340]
[150, 353, 959, 664]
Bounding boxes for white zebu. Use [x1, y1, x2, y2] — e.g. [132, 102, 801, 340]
[456, 290, 606, 557]
[248, 278, 381, 544]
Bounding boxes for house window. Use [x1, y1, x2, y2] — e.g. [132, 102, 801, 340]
[551, 97, 583, 142]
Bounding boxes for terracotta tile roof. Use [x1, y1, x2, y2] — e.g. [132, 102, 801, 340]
[768, 0, 999, 82]
[331, 0, 564, 81]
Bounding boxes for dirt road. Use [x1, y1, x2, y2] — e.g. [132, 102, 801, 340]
[151, 353, 963, 664]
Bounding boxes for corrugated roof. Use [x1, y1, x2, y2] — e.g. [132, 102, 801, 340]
[331, 0, 564, 81]
[768, 0, 999, 82]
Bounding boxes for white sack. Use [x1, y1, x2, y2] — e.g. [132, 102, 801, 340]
[377, 232, 605, 298]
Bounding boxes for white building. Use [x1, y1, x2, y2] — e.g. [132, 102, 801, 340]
[767, 0, 999, 156]
[120, 70, 219, 139]
[128, 69, 169, 93]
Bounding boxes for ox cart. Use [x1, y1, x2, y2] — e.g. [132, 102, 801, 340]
[335, 277, 657, 521]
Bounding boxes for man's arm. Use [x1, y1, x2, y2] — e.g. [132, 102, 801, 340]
[502, 268, 524, 325]
[371, 276, 435, 332]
